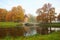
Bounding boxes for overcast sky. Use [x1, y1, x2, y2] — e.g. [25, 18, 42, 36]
[0, 0, 60, 16]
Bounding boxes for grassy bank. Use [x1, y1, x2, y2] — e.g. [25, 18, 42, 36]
[0, 22, 23, 27]
[0, 31, 60, 40]
[40, 23, 60, 27]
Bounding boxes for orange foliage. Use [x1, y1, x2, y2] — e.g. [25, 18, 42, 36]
[6, 6, 24, 22]
[0, 8, 8, 22]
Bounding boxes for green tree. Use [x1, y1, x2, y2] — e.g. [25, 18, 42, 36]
[28, 14, 36, 22]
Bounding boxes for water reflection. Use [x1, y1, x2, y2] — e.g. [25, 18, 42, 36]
[24, 27, 37, 36]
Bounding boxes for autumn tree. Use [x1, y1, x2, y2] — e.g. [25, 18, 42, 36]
[36, 3, 56, 23]
[36, 3, 56, 34]
[57, 13, 60, 21]
[6, 11, 14, 22]
[6, 5, 24, 22]
[0, 8, 8, 22]
[16, 6, 24, 22]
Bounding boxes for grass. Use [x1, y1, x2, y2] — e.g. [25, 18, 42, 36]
[40, 23, 60, 27]
[0, 22, 23, 28]
[0, 31, 60, 40]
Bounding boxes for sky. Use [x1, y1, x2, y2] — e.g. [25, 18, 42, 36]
[0, 0, 60, 16]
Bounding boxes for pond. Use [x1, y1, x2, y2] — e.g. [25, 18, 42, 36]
[48, 27, 60, 33]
